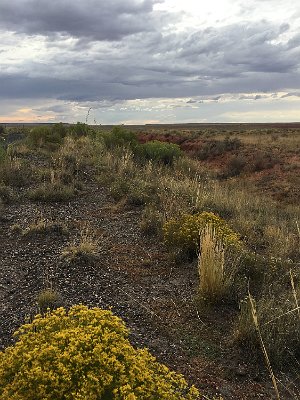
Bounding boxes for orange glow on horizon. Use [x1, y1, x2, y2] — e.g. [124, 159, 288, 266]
[0, 113, 55, 123]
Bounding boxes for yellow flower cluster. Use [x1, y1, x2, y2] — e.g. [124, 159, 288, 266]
[0, 305, 199, 400]
[163, 211, 241, 254]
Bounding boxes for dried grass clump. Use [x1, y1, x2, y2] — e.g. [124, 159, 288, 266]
[198, 224, 226, 303]
[61, 228, 99, 263]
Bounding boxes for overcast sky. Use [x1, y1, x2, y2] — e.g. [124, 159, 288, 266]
[1, 0, 300, 124]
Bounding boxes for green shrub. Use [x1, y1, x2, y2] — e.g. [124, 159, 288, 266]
[61, 229, 98, 263]
[138, 140, 182, 165]
[69, 122, 91, 138]
[223, 136, 241, 151]
[235, 295, 258, 351]
[0, 305, 199, 400]
[22, 217, 68, 236]
[109, 178, 130, 201]
[163, 211, 240, 257]
[109, 177, 153, 207]
[102, 126, 138, 150]
[26, 126, 64, 149]
[52, 122, 68, 138]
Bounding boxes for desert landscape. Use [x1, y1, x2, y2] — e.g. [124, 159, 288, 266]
[0, 123, 299, 399]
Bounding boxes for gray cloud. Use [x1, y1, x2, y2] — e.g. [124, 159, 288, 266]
[186, 99, 197, 103]
[281, 92, 300, 98]
[35, 104, 71, 113]
[0, 0, 164, 41]
[173, 22, 296, 75]
[1, 2, 300, 109]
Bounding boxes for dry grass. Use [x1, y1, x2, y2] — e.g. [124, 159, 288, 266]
[61, 228, 99, 262]
[37, 288, 61, 313]
[22, 213, 68, 236]
[248, 294, 281, 400]
[198, 224, 225, 303]
[0, 158, 33, 187]
[237, 276, 300, 367]
[28, 182, 75, 203]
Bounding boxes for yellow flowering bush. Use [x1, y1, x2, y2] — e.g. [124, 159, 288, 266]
[0, 305, 199, 400]
[163, 211, 240, 256]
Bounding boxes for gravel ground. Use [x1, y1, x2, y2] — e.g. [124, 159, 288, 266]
[0, 177, 298, 400]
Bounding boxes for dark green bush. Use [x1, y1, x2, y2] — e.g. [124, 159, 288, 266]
[140, 205, 164, 236]
[224, 136, 241, 151]
[52, 122, 68, 138]
[26, 126, 64, 149]
[102, 126, 138, 150]
[138, 140, 182, 165]
[69, 122, 91, 138]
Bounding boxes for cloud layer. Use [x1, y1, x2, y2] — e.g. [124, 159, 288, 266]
[1, 0, 300, 122]
[0, 0, 165, 40]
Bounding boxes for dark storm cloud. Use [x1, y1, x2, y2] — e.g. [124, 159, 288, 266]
[0, 71, 211, 101]
[0, 0, 163, 41]
[1, 8, 300, 105]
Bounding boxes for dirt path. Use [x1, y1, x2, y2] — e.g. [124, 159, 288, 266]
[0, 179, 296, 399]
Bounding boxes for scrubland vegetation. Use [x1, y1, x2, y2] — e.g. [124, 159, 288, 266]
[0, 122, 299, 399]
[0, 305, 199, 400]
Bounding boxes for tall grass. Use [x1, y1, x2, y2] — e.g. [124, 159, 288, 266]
[248, 294, 281, 400]
[198, 224, 225, 303]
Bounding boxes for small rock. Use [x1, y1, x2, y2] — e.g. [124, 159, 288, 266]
[219, 385, 233, 398]
[236, 364, 248, 377]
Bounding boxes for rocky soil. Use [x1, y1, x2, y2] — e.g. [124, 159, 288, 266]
[0, 172, 299, 399]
